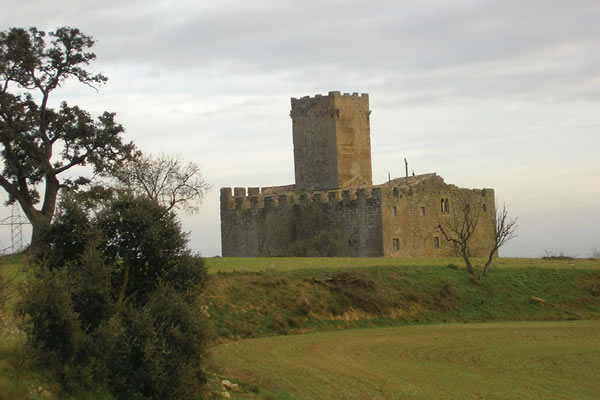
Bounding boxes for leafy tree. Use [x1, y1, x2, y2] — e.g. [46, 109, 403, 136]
[112, 152, 210, 214]
[37, 195, 96, 270]
[97, 195, 205, 306]
[0, 26, 133, 251]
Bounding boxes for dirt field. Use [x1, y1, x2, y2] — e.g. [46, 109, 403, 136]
[211, 320, 600, 399]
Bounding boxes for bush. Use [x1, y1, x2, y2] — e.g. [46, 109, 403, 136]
[19, 195, 210, 398]
[20, 267, 81, 365]
[109, 285, 208, 399]
[37, 196, 97, 270]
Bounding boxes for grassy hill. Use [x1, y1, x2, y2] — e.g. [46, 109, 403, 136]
[203, 258, 600, 339]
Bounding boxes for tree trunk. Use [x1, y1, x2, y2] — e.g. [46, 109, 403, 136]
[462, 247, 474, 274]
[28, 215, 52, 254]
[27, 175, 59, 253]
[482, 245, 498, 277]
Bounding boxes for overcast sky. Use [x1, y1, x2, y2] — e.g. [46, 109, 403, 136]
[1, 0, 599, 257]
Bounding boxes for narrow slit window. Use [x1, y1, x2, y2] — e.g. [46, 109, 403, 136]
[482, 204, 487, 212]
[420, 206, 426, 216]
[433, 236, 440, 249]
[392, 206, 397, 216]
[392, 238, 400, 251]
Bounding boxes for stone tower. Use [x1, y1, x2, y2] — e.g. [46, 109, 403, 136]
[290, 91, 372, 190]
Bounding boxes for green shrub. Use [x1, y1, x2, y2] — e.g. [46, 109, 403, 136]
[109, 285, 208, 399]
[20, 267, 81, 365]
[19, 195, 210, 398]
[37, 196, 97, 270]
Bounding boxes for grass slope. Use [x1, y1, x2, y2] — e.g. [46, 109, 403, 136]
[205, 261, 600, 339]
[211, 320, 600, 400]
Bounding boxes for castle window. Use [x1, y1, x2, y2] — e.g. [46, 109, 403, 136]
[420, 206, 426, 216]
[392, 238, 400, 251]
[392, 206, 397, 216]
[482, 204, 487, 212]
[440, 199, 450, 214]
[433, 236, 440, 249]
[441, 198, 450, 213]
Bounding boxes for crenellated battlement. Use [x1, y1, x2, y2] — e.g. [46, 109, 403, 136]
[220, 186, 382, 211]
[291, 91, 368, 103]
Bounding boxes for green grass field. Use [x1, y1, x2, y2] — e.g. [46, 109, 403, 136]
[211, 320, 600, 399]
[205, 256, 600, 273]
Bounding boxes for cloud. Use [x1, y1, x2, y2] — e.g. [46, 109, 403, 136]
[2, 0, 599, 257]
[7, 0, 599, 104]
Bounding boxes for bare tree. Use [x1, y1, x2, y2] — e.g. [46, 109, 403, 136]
[482, 204, 517, 276]
[113, 152, 211, 214]
[436, 200, 480, 275]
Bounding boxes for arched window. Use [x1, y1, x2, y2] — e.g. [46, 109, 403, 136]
[441, 198, 450, 213]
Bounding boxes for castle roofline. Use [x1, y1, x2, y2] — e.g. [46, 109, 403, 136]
[374, 173, 440, 188]
[222, 173, 441, 198]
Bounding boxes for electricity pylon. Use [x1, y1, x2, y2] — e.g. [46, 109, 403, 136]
[0, 204, 30, 254]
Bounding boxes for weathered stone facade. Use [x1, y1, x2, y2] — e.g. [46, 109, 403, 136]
[291, 92, 372, 190]
[221, 91, 496, 257]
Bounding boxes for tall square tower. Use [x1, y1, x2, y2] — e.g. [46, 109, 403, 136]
[290, 91, 372, 190]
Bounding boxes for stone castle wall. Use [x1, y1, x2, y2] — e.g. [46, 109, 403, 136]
[380, 175, 496, 257]
[220, 186, 383, 257]
[220, 175, 495, 258]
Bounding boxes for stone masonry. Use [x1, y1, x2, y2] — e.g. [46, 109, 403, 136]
[220, 91, 496, 257]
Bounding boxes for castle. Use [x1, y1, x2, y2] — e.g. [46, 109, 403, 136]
[220, 91, 496, 257]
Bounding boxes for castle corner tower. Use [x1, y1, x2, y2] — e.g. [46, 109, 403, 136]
[290, 91, 373, 190]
